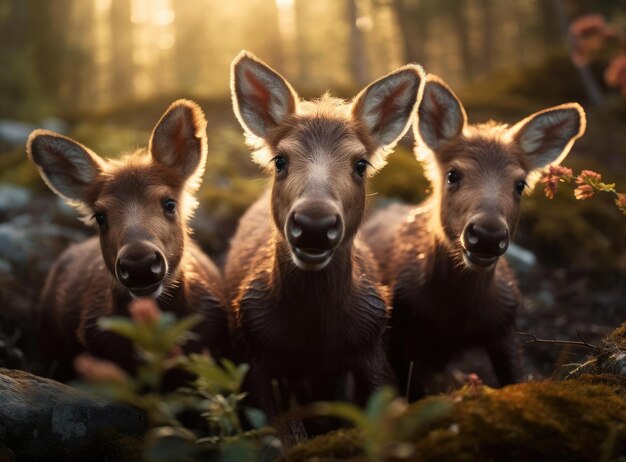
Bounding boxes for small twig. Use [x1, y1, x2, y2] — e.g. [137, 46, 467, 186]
[515, 330, 600, 350]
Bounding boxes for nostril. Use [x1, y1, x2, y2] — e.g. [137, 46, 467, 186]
[118, 264, 130, 281]
[150, 254, 162, 275]
[466, 225, 479, 245]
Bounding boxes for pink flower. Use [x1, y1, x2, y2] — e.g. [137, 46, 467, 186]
[569, 14, 608, 39]
[74, 354, 128, 383]
[577, 169, 602, 183]
[574, 184, 596, 200]
[569, 14, 612, 65]
[605, 54, 626, 93]
[615, 193, 626, 212]
[540, 165, 573, 199]
[129, 298, 161, 325]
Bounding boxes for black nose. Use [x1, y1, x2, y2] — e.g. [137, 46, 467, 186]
[115, 244, 166, 288]
[287, 211, 343, 251]
[463, 222, 509, 257]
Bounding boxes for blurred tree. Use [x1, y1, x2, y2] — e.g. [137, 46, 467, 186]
[173, 0, 210, 92]
[110, 0, 134, 102]
[390, 0, 428, 65]
[26, 0, 73, 103]
[479, 0, 494, 73]
[347, 0, 370, 86]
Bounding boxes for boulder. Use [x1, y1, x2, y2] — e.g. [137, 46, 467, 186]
[0, 369, 144, 461]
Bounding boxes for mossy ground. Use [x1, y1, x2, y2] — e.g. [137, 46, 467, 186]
[283, 324, 626, 461]
[283, 379, 626, 462]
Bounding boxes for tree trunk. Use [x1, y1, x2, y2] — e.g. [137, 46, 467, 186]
[479, 0, 494, 74]
[347, 0, 369, 87]
[449, 0, 473, 79]
[110, 0, 134, 101]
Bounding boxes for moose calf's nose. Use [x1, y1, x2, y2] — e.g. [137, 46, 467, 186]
[287, 211, 343, 251]
[116, 246, 166, 288]
[464, 222, 509, 257]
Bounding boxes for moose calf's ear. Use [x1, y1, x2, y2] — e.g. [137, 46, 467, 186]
[149, 99, 208, 181]
[510, 103, 586, 170]
[415, 75, 467, 152]
[352, 64, 424, 148]
[26, 130, 103, 204]
[230, 50, 298, 138]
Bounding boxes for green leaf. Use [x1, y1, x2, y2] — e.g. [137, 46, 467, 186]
[395, 397, 454, 437]
[222, 440, 257, 462]
[365, 386, 397, 422]
[243, 407, 267, 429]
[98, 316, 140, 341]
[313, 402, 369, 429]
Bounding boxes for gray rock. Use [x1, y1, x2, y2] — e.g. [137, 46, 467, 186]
[0, 118, 67, 146]
[0, 216, 87, 279]
[0, 185, 31, 219]
[0, 368, 144, 461]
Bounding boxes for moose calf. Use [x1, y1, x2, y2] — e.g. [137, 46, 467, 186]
[363, 75, 586, 399]
[27, 100, 228, 379]
[225, 51, 424, 420]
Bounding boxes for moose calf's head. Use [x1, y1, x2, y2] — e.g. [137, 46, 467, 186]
[27, 100, 208, 297]
[415, 75, 586, 271]
[231, 51, 424, 270]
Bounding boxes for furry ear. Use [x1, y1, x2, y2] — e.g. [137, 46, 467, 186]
[230, 50, 298, 138]
[352, 64, 424, 148]
[509, 103, 586, 170]
[415, 74, 467, 152]
[149, 99, 208, 184]
[27, 130, 104, 204]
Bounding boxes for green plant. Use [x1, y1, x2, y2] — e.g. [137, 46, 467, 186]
[308, 387, 453, 461]
[74, 298, 277, 462]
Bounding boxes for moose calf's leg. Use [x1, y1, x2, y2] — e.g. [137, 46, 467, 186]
[487, 332, 522, 386]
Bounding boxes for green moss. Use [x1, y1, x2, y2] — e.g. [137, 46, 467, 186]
[280, 428, 365, 462]
[283, 379, 626, 462]
[368, 144, 429, 204]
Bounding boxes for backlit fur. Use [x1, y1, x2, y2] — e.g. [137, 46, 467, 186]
[27, 100, 227, 379]
[363, 74, 585, 399]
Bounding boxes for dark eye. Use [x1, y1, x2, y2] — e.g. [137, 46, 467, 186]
[274, 156, 287, 173]
[355, 159, 368, 177]
[447, 170, 460, 185]
[163, 199, 176, 214]
[516, 180, 527, 195]
[93, 213, 106, 227]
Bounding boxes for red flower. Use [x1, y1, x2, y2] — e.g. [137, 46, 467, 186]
[74, 354, 128, 383]
[574, 184, 596, 200]
[569, 14, 607, 38]
[129, 298, 161, 325]
[576, 169, 602, 184]
[615, 193, 626, 212]
[605, 54, 626, 94]
[540, 165, 573, 199]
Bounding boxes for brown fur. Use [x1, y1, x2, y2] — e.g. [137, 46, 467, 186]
[363, 75, 586, 400]
[225, 52, 424, 420]
[27, 100, 228, 379]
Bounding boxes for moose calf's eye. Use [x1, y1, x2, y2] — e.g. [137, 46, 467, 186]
[447, 170, 460, 185]
[355, 159, 367, 177]
[274, 156, 287, 173]
[516, 180, 527, 195]
[163, 199, 176, 214]
[94, 213, 106, 226]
